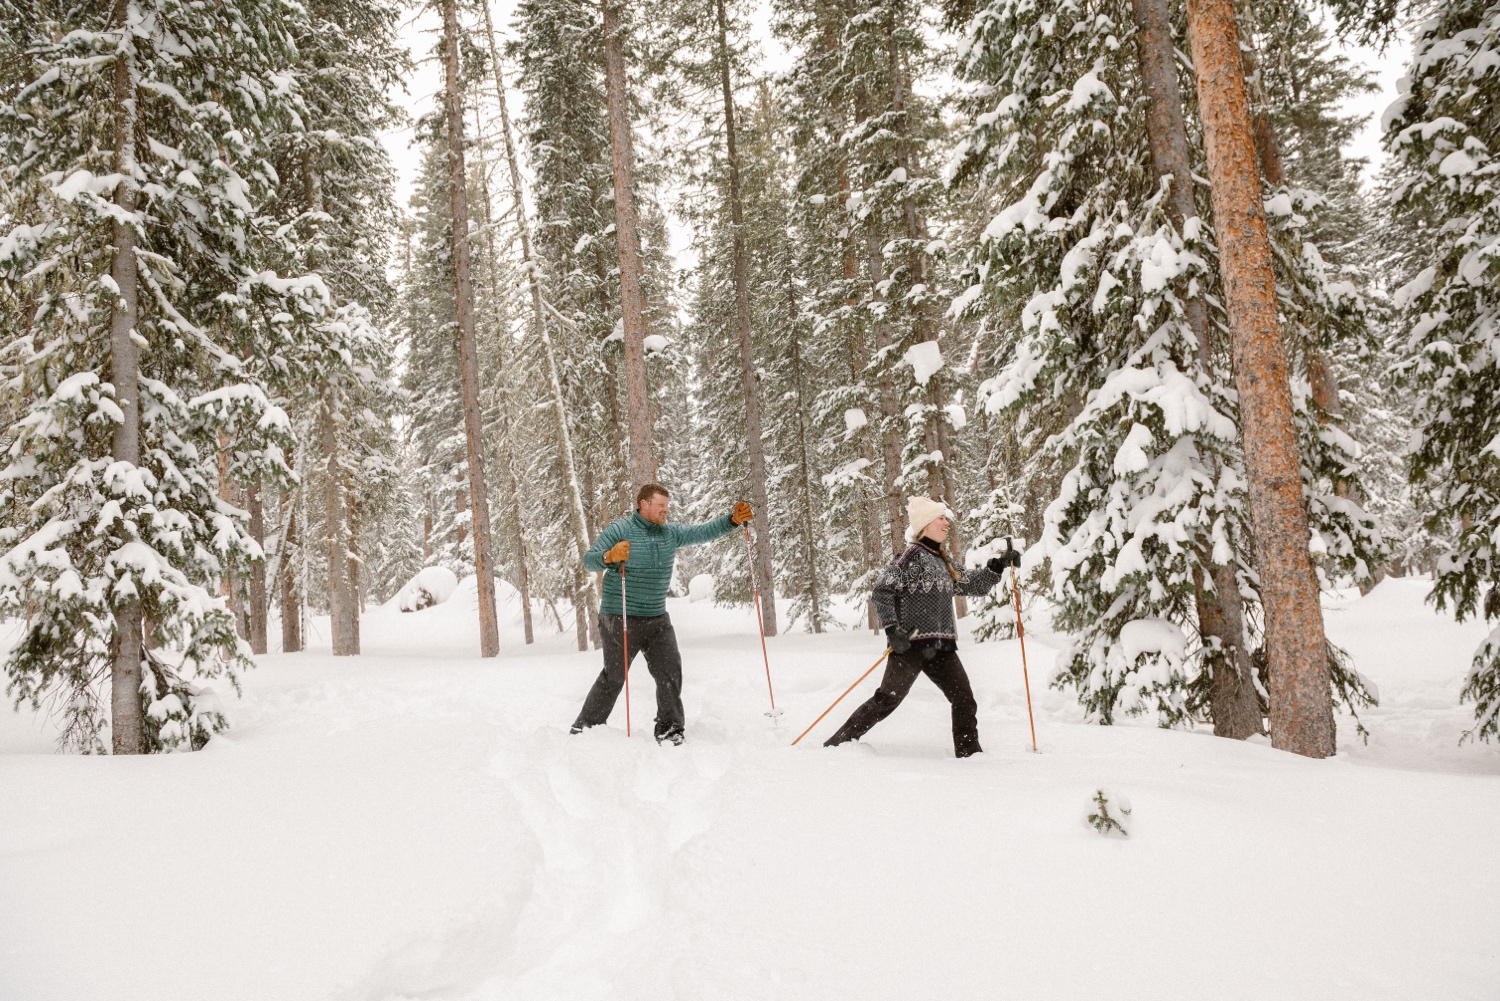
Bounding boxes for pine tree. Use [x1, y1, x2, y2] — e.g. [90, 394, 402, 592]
[0, 0, 301, 750]
[946, 0, 1379, 739]
[1384, 0, 1500, 742]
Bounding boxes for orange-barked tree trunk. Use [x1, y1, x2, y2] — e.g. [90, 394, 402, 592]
[1132, 0, 1260, 738]
[1186, 0, 1334, 756]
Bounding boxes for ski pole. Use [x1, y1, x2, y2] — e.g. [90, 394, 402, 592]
[792, 648, 892, 746]
[621, 561, 631, 737]
[743, 522, 777, 714]
[1012, 568, 1038, 753]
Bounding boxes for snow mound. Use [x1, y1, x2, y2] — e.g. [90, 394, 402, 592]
[688, 573, 716, 603]
[393, 566, 459, 612]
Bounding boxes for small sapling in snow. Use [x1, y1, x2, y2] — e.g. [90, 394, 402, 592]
[1087, 789, 1132, 837]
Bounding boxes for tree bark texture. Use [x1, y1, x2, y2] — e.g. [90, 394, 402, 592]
[1131, 0, 1212, 363]
[788, 298, 825, 633]
[1196, 564, 1262, 737]
[1134, 0, 1257, 733]
[601, 0, 656, 488]
[838, 158, 883, 629]
[864, 226, 908, 554]
[471, 106, 535, 646]
[322, 399, 359, 656]
[1186, 0, 1334, 757]
[249, 480, 268, 654]
[480, 4, 601, 618]
[109, 11, 143, 754]
[442, 0, 500, 657]
[714, 0, 778, 635]
[280, 500, 302, 653]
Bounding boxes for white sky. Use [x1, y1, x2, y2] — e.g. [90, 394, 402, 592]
[379, 3, 1407, 268]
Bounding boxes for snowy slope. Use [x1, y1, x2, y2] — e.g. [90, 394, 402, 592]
[1, 578, 1496, 1000]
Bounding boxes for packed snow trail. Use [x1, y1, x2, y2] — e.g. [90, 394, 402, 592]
[1, 577, 1497, 1000]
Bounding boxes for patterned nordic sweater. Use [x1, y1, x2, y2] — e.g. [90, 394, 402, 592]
[872, 539, 1004, 643]
[584, 511, 736, 617]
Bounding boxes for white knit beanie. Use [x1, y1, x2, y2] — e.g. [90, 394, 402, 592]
[905, 496, 954, 542]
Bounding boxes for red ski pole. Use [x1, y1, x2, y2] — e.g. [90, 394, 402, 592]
[620, 562, 631, 738]
[1012, 568, 1038, 752]
[743, 522, 777, 715]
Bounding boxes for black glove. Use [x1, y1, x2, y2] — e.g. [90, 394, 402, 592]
[986, 550, 1022, 574]
[885, 627, 912, 655]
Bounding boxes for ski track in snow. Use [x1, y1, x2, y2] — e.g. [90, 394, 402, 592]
[1, 577, 1497, 1000]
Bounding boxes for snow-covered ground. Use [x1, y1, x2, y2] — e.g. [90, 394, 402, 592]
[2, 576, 1496, 1000]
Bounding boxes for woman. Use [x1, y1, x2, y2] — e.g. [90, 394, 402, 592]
[824, 496, 1019, 758]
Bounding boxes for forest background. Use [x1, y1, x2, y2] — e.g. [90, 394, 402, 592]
[4, 0, 1499, 757]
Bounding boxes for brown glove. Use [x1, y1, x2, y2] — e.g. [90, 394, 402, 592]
[604, 540, 631, 564]
[731, 501, 753, 525]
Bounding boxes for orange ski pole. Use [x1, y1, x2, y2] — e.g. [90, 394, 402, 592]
[743, 522, 776, 713]
[792, 648, 892, 746]
[1012, 569, 1038, 752]
[621, 562, 631, 737]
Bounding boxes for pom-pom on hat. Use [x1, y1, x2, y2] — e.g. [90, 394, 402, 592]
[905, 496, 955, 542]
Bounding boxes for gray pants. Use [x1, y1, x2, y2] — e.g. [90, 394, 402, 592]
[572, 613, 685, 740]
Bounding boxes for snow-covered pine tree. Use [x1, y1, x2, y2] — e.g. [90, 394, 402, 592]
[773, 0, 970, 633]
[0, 0, 301, 751]
[1383, 0, 1500, 741]
[774, 0, 891, 624]
[257, 0, 405, 653]
[666, 32, 838, 628]
[512, 0, 632, 534]
[652, 0, 781, 632]
[946, 0, 1379, 734]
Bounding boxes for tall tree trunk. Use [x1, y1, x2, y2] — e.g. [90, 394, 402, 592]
[713, 0, 778, 635]
[109, 11, 143, 754]
[442, 0, 500, 657]
[787, 290, 825, 634]
[1241, 39, 1363, 584]
[323, 399, 358, 655]
[220, 465, 248, 638]
[601, 0, 655, 487]
[864, 225, 907, 554]
[841, 162, 884, 629]
[280, 499, 302, 653]
[480, 3, 601, 622]
[470, 105, 535, 646]
[1133, 0, 1259, 735]
[1186, 0, 1334, 757]
[249, 480, 268, 654]
[1197, 564, 1262, 738]
[1132, 0, 1211, 357]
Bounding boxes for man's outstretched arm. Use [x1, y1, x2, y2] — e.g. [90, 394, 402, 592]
[672, 510, 737, 548]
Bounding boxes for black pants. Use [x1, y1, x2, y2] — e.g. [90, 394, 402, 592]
[572, 613, 685, 740]
[824, 647, 982, 757]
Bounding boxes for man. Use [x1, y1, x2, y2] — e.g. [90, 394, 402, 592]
[571, 483, 753, 744]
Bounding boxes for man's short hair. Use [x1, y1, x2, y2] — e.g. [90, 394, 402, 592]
[636, 483, 669, 508]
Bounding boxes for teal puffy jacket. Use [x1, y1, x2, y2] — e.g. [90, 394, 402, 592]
[584, 511, 736, 617]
